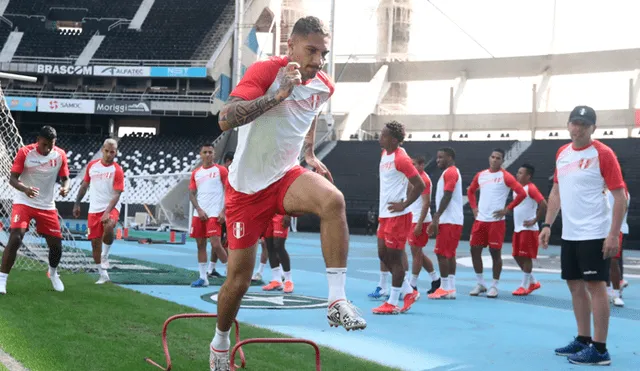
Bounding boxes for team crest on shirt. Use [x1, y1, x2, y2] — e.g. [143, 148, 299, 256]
[49, 159, 57, 167]
[310, 94, 321, 110]
[578, 158, 595, 170]
[233, 222, 245, 239]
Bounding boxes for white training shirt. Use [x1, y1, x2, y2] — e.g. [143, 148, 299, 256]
[227, 56, 334, 194]
[84, 159, 125, 213]
[378, 147, 418, 218]
[513, 183, 545, 233]
[407, 170, 433, 224]
[11, 143, 69, 210]
[607, 186, 630, 235]
[554, 140, 625, 241]
[435, 166, 464, 225]
[467, 169, 526, 222]
[189, 164, 228, 218]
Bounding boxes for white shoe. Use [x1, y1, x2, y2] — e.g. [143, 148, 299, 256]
[50, 273, 65, 292]
[487, 286, 498, 298]
[327, 299, 367, 331]
[444, 290, 457, 300]
[96, 272, 110, 285]
[251, 272, 262, 281]
[209, 346, 230, 371]
[470, 284, 487, 296]
[0, 280, 6, 295]
[101, 255, 109, 269]
[612, 297, 624, 307]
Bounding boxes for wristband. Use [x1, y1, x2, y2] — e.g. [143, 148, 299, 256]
[540, 223, 551, 230]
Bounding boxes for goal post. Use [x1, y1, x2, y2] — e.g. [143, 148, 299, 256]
[0, 74, 93, 273]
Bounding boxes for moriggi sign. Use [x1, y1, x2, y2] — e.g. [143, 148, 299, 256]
[36, 64, 94, 75]
[94, 100, 151, 115]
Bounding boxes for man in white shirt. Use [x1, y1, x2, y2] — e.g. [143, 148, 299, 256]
[540, 105, 625, 366]
[606, 183, 629, 307]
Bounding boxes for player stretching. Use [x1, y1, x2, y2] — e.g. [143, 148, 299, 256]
[262, 214, 294, 293]
[467, 149, 526, 298]
[188, 143, 228, 287]
[406, 155, 441, 295]
[540, 105, 624, 365]
[427, 148, 464, 300]
[0, 126, 69, 294]
[210, 16, 366, 370]
[73, 138, 124, 284]
[606, 183, 629, 307]
[511, 164, 546, 296]
[372, 122, 424, 314]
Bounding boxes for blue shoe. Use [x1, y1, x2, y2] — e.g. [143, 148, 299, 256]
[568, 345, 611, 366]
[555, 339, 589, 356]
[368, 286, 387, 299]
[190, 278, 209, 287]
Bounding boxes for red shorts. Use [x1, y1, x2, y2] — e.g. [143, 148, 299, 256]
[10, 204, 62, 238]
[264, 214, 289, 239]
[616, 232, 624, 259]
[407, 222, 430, 248]
[512, 230, 539, 259]
[225, 166, 307, 249]
[434, 223, 462, 258]
[470, 220, 506, 249]
[190, 217, 222, 239]
[377, 213, 412, 249]
[87, 209, 120, 240]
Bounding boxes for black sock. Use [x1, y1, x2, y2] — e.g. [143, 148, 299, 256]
[576, 335, 592, 345]
[592, 342, 607, 354]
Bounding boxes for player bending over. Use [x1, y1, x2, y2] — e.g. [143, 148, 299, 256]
[427, 148, 464, 300]
[372, 121, 424, 315]
[188, 143, 228, 287]
[0, 125, 69, 294]
[467, 148, 526, 298]
[73, 138, 124, 284]
[606, 183, 629, 307]
[406, 155, 441, 296]
[510, 164, 546, 296]
[261, 214, 295, 293]
[210, 16, 366, 370]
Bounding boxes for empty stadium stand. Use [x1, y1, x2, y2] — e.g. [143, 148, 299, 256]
[5, 0, 142, 20]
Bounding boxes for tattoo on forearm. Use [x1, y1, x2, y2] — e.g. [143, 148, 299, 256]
[221, 94, 281, 129]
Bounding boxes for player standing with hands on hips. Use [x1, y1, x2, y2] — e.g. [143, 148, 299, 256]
[539, 105, 626, 366]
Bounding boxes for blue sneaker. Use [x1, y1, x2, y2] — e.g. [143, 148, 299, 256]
[190, 278, 209, 287]
[568, 345, 611, 366]
[368, 286, 387, 299]
[555, 339, 589, 356]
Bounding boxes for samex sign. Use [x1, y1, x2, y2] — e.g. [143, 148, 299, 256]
[37, 98, 95, 114]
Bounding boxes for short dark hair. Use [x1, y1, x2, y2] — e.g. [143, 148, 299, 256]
[201, 143, 214, 150]
[38, 125, 57, 141]
[291, 16, 330, 38]
[412, 155, 426, 165]
[492, 148, 505, 159]
[521, 163, 535, 177]
[223, 151, 234, 162]
[385, 121, 405, 142]
[438, 147, 456, 160]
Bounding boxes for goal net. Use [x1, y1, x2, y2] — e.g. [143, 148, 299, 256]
[0, 84, 92, 273]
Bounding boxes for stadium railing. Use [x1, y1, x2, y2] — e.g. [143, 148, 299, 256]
[4, 89, 213, 103]
[9, 56, 209, 67]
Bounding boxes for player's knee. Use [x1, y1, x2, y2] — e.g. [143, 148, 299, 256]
[318, 189, 345, 218]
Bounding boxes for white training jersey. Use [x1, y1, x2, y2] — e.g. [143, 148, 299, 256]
[378, 147, 418, 218]
[467, 169, 526, 222]
[84, 159, 125, 213]
[190, 164, 228, 218]
[11, 143, 69, 210]
[513, 183, 545, 233]
[554, 140, 625, 241]
[227, 56, 334, 194]
[607, 186, 630, 235]
[407, 170, 433, 223]
[436, 166, 464, 225]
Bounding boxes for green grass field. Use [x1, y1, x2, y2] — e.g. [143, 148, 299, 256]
[0, 271, 398, 371]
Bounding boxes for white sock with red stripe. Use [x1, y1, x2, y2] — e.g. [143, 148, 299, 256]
[211, 327, 230, 352]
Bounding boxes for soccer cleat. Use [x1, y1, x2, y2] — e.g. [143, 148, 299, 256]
[412, 289, 421, 301]
[283, 280, 294, 293]
[50, 273, 65, 292]
[367, 286, 388, 300]
[512, 287, 528, 296]
[327, 299, 367, 330]
[250, 272, 262, 281]
[567, 345, 611, 366]
[621, 279, 628, 289]
[444, 289, 457, 300]
[612, 297, 624, 307]
[555, 338, 589, 356]
[400, 291, 418, 313]
[470, 284, 487, 296]
[209, 346, 230, 371]
[372, 302, 400, 315]
[427, 278, 441, 294]
[0, 280, 6, 295]
[486, 286, 498, 298]
[527, 282, 541, 293]
[428, 287, 449, 299]
[262, 280, 283, 291]
[191, 278, 209, 287]
[96, 272, 111, 285]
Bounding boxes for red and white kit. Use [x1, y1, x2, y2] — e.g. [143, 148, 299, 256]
[377, 148, 418, 249]
[264, 214, 289, 239]
[224, 56, 334, 249]
[10, 143, 69, 238]
[84, 159, 125, 239]
[512, 183, 545, 258]
[190, 164, 228, 239]
[406, 170, 432, 248]
[433, 166, 464, 258]
[468, 169, 526, 249]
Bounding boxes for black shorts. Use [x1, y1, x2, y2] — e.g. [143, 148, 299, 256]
[561, 239, 610, 282]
